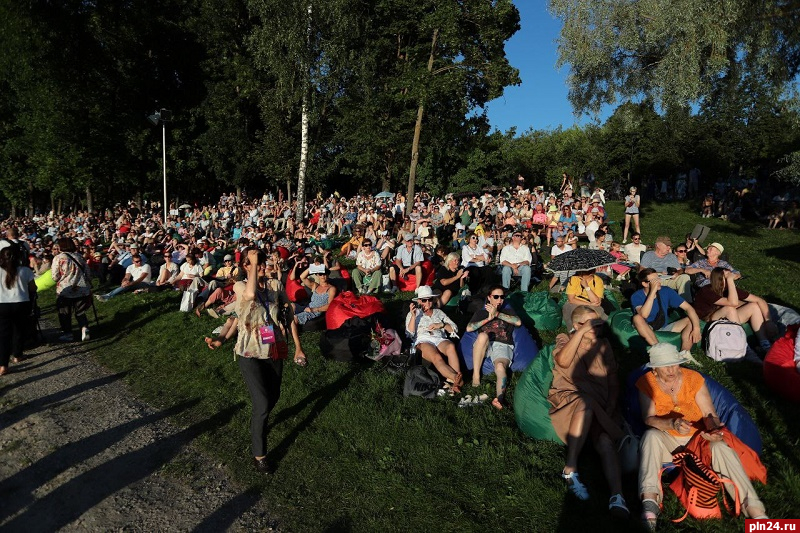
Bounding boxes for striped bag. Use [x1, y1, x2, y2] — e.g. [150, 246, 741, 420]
[669, 451, 740, 522]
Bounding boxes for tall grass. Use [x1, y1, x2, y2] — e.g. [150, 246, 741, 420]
[33, 201, 800, 531]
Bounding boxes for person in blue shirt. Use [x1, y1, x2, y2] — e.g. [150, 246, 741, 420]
[631, 268, 702, 353]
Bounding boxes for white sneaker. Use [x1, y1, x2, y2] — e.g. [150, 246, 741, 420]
[81, 327, 90, 342]
[562, 471, 589, 501]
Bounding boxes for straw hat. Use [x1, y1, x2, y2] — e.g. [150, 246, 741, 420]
[646, 343, 689, 368]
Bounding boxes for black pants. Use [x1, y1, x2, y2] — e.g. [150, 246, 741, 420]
[56, 294, 91, 333]
[238, 355, 284, 457]
[0, 301, 31, 367]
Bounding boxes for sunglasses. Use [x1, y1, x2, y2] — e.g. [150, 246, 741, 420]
[513, 234, 522, 237]
[490, 294, 505, 300]
[363, 243, 372, 247]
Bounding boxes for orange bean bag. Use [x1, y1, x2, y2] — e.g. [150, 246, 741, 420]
[763, 324, 800, 403]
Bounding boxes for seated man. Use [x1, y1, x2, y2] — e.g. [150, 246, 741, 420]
[639, 236, 693, 302]
[96, 253, 152, 301]
[685, 241, 740, 288]
[623, 232, 647, 265]
[499, 230, 533, 292]
[389, 233, 424, 292]
[466, 285, 521, 409]
[631, 268, 702, 353]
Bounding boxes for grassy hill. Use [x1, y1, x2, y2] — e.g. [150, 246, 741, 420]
[33, 200, 800, 532]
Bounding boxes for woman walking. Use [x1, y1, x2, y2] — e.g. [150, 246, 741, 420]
[0, 240, 37, 375]
[51, 237, 93, 341]
[206, 248, 295, 474]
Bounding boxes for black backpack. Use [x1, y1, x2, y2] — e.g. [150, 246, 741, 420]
[320, 315, 374, 362]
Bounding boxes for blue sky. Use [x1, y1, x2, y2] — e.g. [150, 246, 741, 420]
[484, 3, 613, 134]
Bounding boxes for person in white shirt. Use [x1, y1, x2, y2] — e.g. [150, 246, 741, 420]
[623, 232, 647, 264]
[549, 237, 573, 291]
[96, 254, 152, 301]
[0, 240, 37, 375]
[499, 230, 533, 291]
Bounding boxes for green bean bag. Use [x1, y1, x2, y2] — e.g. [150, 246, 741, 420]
[34, 270, 56, 291]
[608, 309, 713, 356]
[513, 344, 563, 444]
[507, 291, 561, 332]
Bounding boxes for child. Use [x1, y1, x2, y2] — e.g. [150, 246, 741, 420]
[608, 242, 632, 280]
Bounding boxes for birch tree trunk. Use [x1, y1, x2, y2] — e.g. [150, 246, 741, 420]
[295, 2, 313, 223]
[296, 90, 309, 222]
[406, 29, 438, 216]
[86, 186, 93, 213]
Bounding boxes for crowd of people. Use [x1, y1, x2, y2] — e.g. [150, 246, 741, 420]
[0, 175, 795, 528]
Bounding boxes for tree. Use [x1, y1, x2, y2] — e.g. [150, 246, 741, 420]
[550, 0, 800, 113]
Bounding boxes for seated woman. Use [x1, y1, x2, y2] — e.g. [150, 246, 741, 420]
[562, 270, 608, 330]
[352, 238, 382, 294]
[559, 205, 578, 232]
[405, 286, 463, 393]
[531, 203, 548, 234]
[339, 226, 364, 258]
[548, 306, 628, 516]
[608, 242, 632, 280]
[461, 231, 490, 293]
[692, 267, 773, 353]
[172, 251, 204, 291]
[289, 263, 336, 366]
[433, 251, 468, 306]
[637, 343, 768, 529]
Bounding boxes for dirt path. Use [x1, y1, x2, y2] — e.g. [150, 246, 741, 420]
[0, 322, 278, 532]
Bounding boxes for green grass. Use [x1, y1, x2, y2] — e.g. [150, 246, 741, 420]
[33, 201, 800, 531]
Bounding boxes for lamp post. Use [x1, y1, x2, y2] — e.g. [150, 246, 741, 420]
[147, 109, 172, 226]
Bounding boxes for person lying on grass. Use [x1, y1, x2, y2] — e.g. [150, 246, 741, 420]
[548, 305, 628, 517]
[466, 285, 521, 409]
[405, 286, 463, 393]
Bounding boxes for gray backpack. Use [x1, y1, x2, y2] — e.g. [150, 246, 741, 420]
[403, 366, 441, 399]
[704, 319, 747, 361]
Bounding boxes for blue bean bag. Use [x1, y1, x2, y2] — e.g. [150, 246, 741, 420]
[513, 344, 562, 444]
[460, 322, 538, 374]
[624, 365, 762, 455]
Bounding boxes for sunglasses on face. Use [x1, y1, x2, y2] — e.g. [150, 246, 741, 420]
[490, 294, 505, 300]
[676, 249, 686, 253]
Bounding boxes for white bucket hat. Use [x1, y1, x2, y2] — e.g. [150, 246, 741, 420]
[412, 285, 441, 302]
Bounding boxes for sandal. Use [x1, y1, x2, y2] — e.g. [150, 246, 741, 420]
[293, 354, 307, 367]
[641, 499, 660, 531]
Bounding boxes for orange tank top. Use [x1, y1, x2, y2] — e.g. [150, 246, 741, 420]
[636, 368, 705, 437]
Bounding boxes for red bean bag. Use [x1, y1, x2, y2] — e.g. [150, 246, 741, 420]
[763, 324, 800, 403]
[326, 291, 385, 330]
[285, 278, 308, 303]
[397, 260, 435, 292]
[276, 246, 290, 260]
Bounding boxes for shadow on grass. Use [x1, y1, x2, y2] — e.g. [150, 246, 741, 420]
[763, 242, 800, 264]
[268, 369, 360, 468]
[0, 400, 242, 531]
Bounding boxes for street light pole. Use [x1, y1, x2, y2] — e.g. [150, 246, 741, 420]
[147, 108, 172, 228]
[162, 121, 167, 226]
